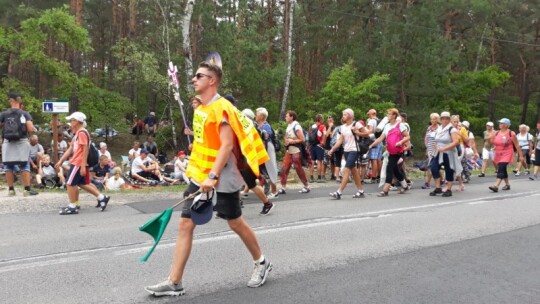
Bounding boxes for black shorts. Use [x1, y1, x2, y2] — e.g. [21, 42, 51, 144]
[240, 168, 258, 189]
[137, 171, 158, 180]
[181, 182, 242, 221]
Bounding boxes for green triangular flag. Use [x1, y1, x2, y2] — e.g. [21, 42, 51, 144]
[139, 208, 174, 262]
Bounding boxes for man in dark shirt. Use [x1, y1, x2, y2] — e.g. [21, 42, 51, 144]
[90, 155, 111, 190]
[144, 112, 157, 135]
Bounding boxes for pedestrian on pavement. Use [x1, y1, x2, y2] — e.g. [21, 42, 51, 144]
[487, 118, 523, 192]
[0, 93, 39, 196]
[529, 122, 540, 181]
[366, 109, 382, 184]
[369, 108, 411, 197]
[327, 108, 368, 199]
[307, 114, 327, 183]
[478, 121, 496, 177]
[323, 115, 336, 180]
[422, 113, 441, 189]
[256, 107, 279, 199]
[55, 112, 110, 214]
[427, 111, 462, 197]
[279, 110, 310, 194]
[514, 124, 533, 176]
[145, 61, 272, 297]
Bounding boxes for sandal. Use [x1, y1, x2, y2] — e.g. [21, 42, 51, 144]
[399, 186, 410, 194]
[352, 191, 365, 198]
[329, 192, 342, 200]
[377, 191, 388, 197]
[502, 185, 511, 191]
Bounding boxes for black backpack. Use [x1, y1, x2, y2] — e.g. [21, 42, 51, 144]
[269, 126, 281, 152]
[79, 130, 100, 167]
[374, 118, 383, 138]
[2, 109, 26, 141]
[308, 125, 319, 145]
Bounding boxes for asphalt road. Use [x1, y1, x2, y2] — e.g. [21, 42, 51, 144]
[1, 175, 540, 303]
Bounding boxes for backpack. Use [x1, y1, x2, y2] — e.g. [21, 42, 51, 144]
[2, 109, 26, 141]
[355, 121, 373, 155]
[78, 130, 100, 167]
[308, 124, 319, 145]
[330, 126, 341, 148]
[374, 118, 383, 138]
[386, 123, 404, 155]
[269, 125, 281, 152]
[447, 127, 463, 156]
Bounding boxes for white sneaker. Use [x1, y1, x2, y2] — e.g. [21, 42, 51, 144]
[515, 172, 521, 176]
[145, 279, 185, 297]
[267, 192, 279, 199]
[247, 259, 273, 288]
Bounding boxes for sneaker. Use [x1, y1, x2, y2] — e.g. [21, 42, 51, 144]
[456, 185, 465, 191]
[406, 180, 414, 188]
[95, 200, 101, 208]
[512, 169, 518, 174]
[488, 186, 498, 193]
[23, 189, 38, 196]
[530, 176, 538, 181]
[442, 190, 453, 197]
[515, 172, 521, 176]
[99, 195, 110, 212]
[335, 179, 342, 183]
[277, 188, 286, 195]
[316, 178, 325, 183]
[299, 187, 310, 193]
[389, 186, 398, 191]
[247, 259, 273, 288]
[309, 176, 314, 183]
[429, 188, 443, 196]
[267, 192, 279, 199]
[525, 170, 530, 175]
[421, 183, 431, 189]
[364, 179, 374, 184]
[242, 192, 249, 197]
[59, 206, 79, 215]
[329, 192, 342, 200]
[260, 203, 274, 215]
[478, 173, 485, 177]
[145, 279, 185, 297]
[8, 189, 15, 196]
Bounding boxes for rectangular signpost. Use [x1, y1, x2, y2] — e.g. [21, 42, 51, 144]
[42, 99, 69, 163]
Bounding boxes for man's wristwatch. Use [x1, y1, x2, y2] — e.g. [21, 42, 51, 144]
[208, 172, 219, 180]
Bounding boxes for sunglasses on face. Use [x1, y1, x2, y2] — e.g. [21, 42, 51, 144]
[194, 73, 212, 80]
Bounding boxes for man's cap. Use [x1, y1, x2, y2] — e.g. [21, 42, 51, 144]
[486, 121, 494, 127]
[177, 150, 186, 156]
[65, 112, 86, 123]
[224, 95, 235, 105]
[7, 93, 21, 100]
[149, 112, 155, 116]
[462, 121, 470, 129]
[498, 118, 511, 125]
[190, 190, 217, 225]
[367, 109, 376, 115]
[440, 111, 451, 118]
[140, 149, 149, 154]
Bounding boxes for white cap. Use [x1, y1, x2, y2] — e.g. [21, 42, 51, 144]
[66, 112, 86, 123]
[150, 112, 155, 116]
[486, 121, 494, 127]
[440, 111, 451, 118]
[462, 121, 470, 129]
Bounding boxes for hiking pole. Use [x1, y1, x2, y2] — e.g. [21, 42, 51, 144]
[139, 190, 201, 262]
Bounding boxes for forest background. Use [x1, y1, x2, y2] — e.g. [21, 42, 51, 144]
[0, 0, 539, 154]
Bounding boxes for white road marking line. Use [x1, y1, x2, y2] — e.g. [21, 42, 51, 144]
[0, 256, 89, 274]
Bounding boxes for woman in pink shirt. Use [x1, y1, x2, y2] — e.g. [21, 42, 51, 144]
[487, 118, 523, 192]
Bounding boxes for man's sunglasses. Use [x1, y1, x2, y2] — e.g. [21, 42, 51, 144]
[194, 73, 212, 79]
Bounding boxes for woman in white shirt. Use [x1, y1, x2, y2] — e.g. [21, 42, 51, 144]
[105, 167, 127, 191]
[514, 124, 533, 176]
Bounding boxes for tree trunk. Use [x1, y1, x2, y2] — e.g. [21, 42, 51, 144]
[519, 53, 529, 124]
[279, 0, 294, 121]
[182, 0, 195, 94]
[69, 0, 83, 111]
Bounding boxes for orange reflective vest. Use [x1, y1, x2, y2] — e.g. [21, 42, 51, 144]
[186, 97, 269, 184]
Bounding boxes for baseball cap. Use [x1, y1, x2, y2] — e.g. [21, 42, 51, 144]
[462, 121, 470, 129]
[498, 118, 511, 125]
[440, 111, 451, 118]
[367, 109, 376, 115]
[242, 108, 255, 120]
[224, 95, 235, 105]
[7, 93, 21, 100]
[140, 149, 149, 154]
[177, 150, 186, 156]
[65, 112, 86, 123]
[190, 190, 217, 225]
[486, 121, 494, 127]
[149, 112, 155, 116]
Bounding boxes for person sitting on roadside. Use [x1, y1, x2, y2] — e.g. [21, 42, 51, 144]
[144, 112, 157, 135]
[36, 154, 65, 188]
[128, 141, 141, 162]
[90, 155, 111, 190]
[105, 167, 134, 191]
[172, 150, 189, 183]
[29, 135, 44, 172]
[132, 115, 144, 135]
[143, 135, 159, 157]
[98, 142, 115, 168]
[50, 133, 68, 161]
[131, 149, 176, 185]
